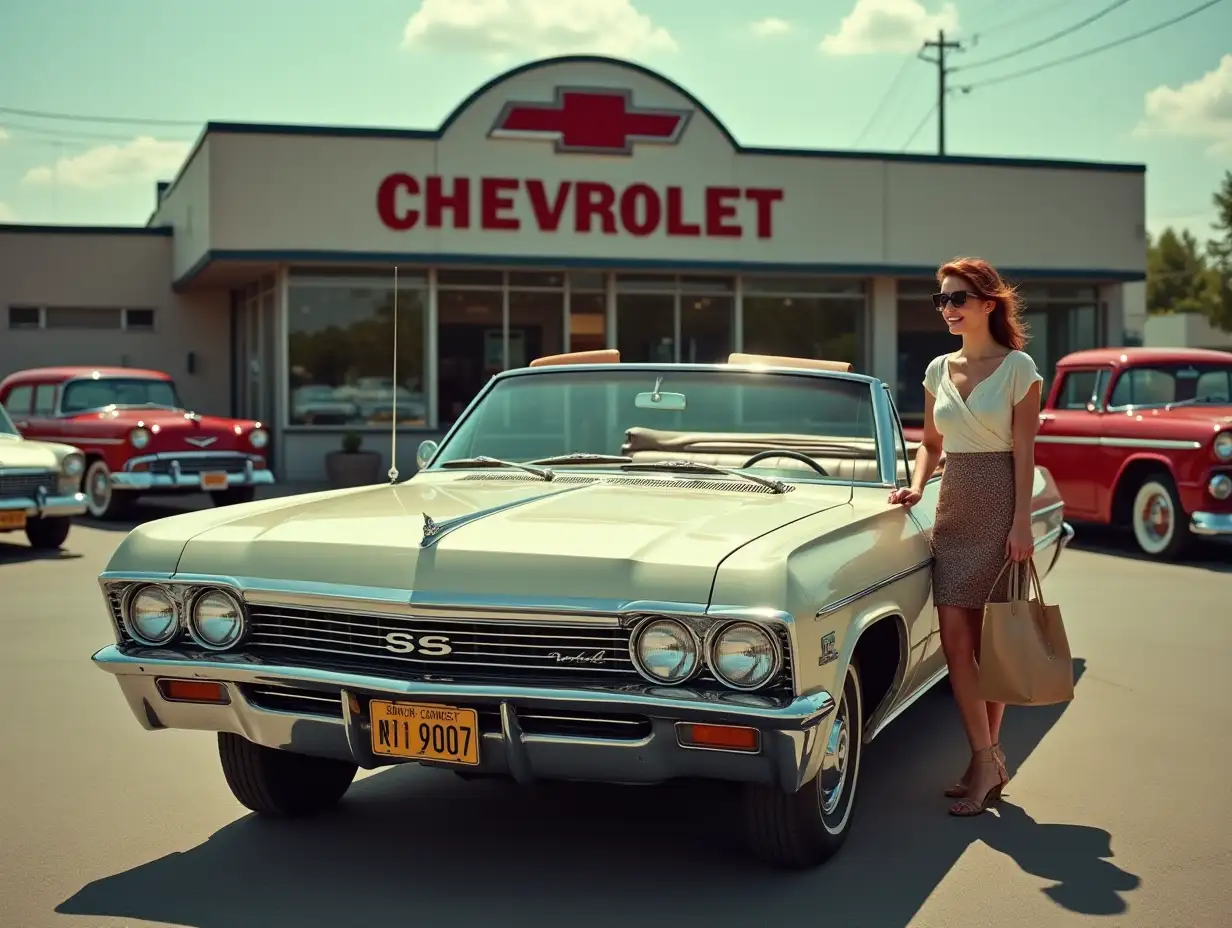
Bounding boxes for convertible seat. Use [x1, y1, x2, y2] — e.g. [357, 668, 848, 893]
[727, 353, 853, 373]
[530, 349, 620, 367]
[622, 428, 888, 482]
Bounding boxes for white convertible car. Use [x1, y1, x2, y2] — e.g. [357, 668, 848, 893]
[91, 350, 1071, 868]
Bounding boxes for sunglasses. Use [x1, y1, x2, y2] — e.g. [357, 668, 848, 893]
[932, 290, 985, 310]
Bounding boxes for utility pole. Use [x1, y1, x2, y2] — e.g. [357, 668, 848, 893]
[920, 29, 963, 156]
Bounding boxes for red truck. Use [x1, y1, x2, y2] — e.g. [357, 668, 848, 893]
[0, 366, 274, 520]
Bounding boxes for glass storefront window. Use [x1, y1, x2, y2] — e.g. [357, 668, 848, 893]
[741, 295, 866, 371]
[438, 289, 503, 425]
[287, 276, 429, 428]
[507, 290, 564, 368]
[568, 292, 607, 353]
[680, 295, 734, 363]
[617, 292, 675, 362]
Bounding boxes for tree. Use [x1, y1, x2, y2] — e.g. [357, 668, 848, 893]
[1146, 226, 1221, 318]
[1205, 170, 1232, 332]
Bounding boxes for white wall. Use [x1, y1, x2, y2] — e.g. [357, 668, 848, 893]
[151, 136, 212, 281]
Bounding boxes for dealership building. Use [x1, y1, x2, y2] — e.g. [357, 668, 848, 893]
[0, 54, 1147, 483]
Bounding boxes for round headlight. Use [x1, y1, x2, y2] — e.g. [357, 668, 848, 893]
[189, 589, 246, 650]
[249, 428, 269, 449]
[129, 427, 151, 449]
[710, 623, 781, 691]
[1209, 473, 1232, 501]
[61, 452, 85, 477]
[126, 585, 178, 645]
[631, 618, 699, 685]
[1214, 431, 1232, 462]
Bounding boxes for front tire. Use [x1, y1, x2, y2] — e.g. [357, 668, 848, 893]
[1130, 474, 1190, 559]
[83, 460, 134, 521]
[218, 732, 358, 817]
[742, 658, 865, 869]
[25, 516, 71, 550]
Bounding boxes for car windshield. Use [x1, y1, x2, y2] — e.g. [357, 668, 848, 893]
[0, 402, 17, 438]
[1109, 363, 1232, 408]
[431, 367, 881, 484]
[61, 377, 182, 413]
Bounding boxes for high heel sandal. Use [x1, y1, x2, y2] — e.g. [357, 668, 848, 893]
[944, 742, 1006, 798]
[948, 746, 1009, 816]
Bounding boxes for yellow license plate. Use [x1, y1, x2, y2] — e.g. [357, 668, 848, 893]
[200, 472, 228, 490]
[369, 700, 480, 765]
[0, 511, 27, 530]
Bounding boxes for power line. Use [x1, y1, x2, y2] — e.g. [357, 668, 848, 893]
[0, 118, 190, 143]
[955, 0, 1135, 72]
[0, 103, 199, 128]
[901, 103, 939, 151]
[968, 0, 1075, 39]
[961, 0, 1227, 91]
[852, 54, 916, 147]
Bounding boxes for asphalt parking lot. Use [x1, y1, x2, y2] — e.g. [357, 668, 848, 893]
[1, 496, 1230, 928]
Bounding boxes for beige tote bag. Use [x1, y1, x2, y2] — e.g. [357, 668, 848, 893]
[979, 558, 1074, 706]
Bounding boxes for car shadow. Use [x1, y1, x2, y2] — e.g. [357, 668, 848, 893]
[0, 539, 84, 564]
[1068, 523, 1232, 573]
[57, 658, 1138, 926]
[77, 498, 206, 533]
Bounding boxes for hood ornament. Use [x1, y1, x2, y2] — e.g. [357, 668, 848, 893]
[422, 513, 441, 540]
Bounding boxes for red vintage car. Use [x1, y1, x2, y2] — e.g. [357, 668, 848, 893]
[0, 366, 274, 520]
[1033, 347, 1232, 558]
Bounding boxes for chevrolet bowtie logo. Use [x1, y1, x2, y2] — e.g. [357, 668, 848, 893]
[186, 436, 217, 448]
[488, 87, 692, 156]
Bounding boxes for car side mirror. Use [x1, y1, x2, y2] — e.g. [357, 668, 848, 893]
[416, 439, 438, 470]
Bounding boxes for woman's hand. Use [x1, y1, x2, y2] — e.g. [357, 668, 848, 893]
[1006, 516, 1033, 562]
[888, 487, 922, 507]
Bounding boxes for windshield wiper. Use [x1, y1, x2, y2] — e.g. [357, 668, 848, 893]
[620, 459, 788, 494]
[526, 452, 633, 466]
[438, 456, 555, 481]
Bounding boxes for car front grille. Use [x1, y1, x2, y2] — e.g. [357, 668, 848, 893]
[147, 455, 251, 475]
[0, 469, 56, 500]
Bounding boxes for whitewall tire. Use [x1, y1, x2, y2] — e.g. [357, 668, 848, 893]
[742, 658, 865, 869]
[1131, 475, 1190, 560]
[84, 460, 133, 521]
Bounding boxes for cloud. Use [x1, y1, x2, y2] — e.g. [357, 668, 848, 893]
[0, 202, 14, 221]
[0, 128, 9, 143]
[20, 136, 190, 190]
[822, 0, 957, 55]
[1135, 54, 1232, 157]
[402, 0, 677, 58]
[752, 18, 791, 37]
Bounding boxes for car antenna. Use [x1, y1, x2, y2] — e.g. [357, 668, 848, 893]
[388, 264, 400, 484]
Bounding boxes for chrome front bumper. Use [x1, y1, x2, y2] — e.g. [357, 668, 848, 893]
[0, 491, 87, 520]
[112, 455, 276, 492]
[91, 645, 835, 794]
[1191, 512, 1232, 537]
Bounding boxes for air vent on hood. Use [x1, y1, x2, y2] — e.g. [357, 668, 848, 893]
[453, 471, 793, 494]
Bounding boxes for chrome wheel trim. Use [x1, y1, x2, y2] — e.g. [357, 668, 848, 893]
[85, 461, 113, 518]
[1133, 480, 1175, 554]
[815, 663, 862, 836]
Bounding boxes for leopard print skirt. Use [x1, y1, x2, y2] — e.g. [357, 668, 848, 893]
[931, 451, 1017, 610]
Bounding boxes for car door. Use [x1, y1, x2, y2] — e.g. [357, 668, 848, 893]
[22, 382, 63, 444]
[1035, 367, 1108, 518]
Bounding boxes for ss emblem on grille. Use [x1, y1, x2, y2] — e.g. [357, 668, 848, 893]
[384, 632, 453, 656]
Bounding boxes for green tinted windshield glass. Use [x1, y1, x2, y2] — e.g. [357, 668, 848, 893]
[433, 368, 878, 479]
[0, 403, 16, 437]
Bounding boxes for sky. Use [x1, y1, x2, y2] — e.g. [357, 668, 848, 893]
[0, 0, 1229, 247]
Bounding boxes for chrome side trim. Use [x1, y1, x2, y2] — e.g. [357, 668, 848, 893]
[815, 558, 933, 619]
[864, 664, 950, 744]
[1036, 436, 1203, 451]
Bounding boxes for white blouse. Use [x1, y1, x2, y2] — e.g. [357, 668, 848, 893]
[923, 350, 1043, 454]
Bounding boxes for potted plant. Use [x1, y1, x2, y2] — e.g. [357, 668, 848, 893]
[325, 431, 383, 488]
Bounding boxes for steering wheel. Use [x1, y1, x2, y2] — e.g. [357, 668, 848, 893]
[740, 449, 829, 477]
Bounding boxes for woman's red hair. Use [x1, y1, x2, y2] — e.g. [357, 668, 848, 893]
[937, 257, 1028, 351]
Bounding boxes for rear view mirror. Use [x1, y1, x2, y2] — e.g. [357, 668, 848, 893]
[635, 377, 687, 411]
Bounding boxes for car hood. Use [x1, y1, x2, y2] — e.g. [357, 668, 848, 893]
[173, 474, 856, 605]
[1141, 405, 1232, 427]
[101, 408, 257, 431]
[0, 436, 68, 469]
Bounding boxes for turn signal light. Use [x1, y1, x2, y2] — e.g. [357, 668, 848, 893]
[676, 722, 760, 753]
[156, 679, 230, 704]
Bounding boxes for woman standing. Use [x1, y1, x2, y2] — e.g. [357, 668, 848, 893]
[888, 257, 1043, 817]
